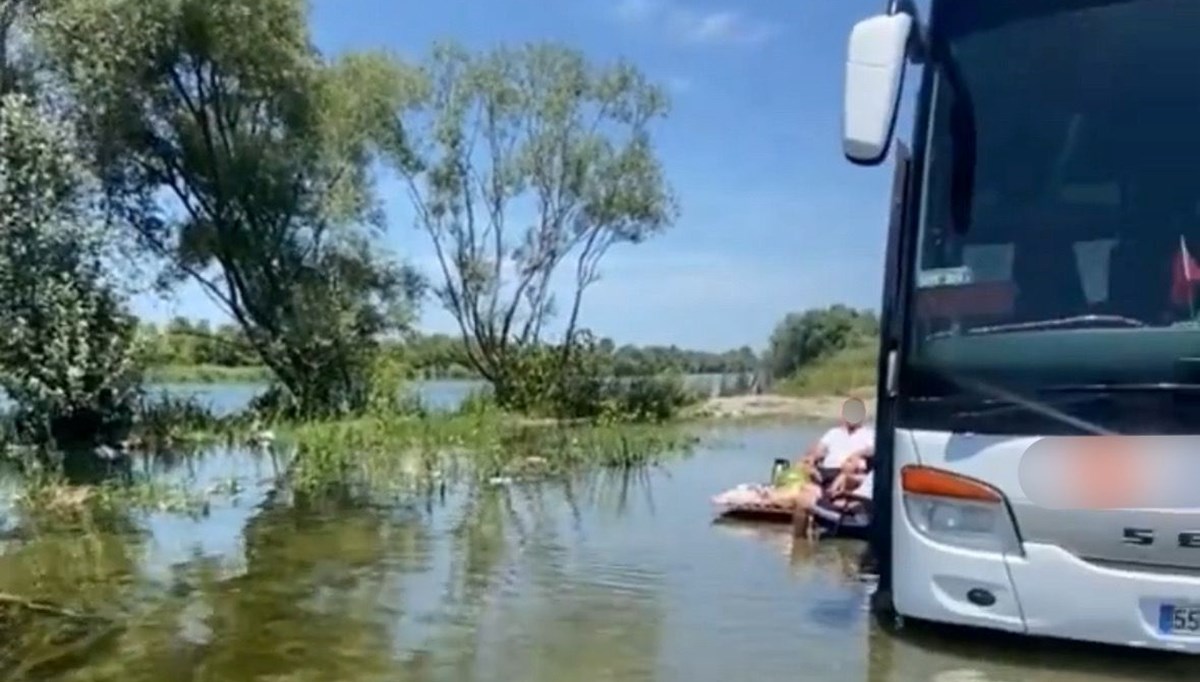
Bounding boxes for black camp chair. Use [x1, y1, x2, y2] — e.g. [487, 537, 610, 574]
[809, 460, 875, 539]
[810, 484, 873, 539]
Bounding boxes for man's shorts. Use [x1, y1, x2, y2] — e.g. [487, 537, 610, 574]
[816, 465, 843, 485]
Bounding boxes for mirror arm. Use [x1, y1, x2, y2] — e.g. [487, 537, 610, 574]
[887, 0, 927, 64]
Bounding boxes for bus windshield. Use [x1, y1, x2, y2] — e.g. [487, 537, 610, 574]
[907, 0, 1200, 399]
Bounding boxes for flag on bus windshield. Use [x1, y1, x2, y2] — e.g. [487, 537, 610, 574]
[1170, 235, 1200, 308]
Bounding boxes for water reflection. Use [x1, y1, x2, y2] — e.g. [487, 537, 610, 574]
[0, 508, 134, 679]
[865, 619, 1197, 682]
[712, 518, 865, 583]
[0, 422, 1192, 681]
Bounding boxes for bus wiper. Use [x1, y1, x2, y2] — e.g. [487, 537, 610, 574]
[949, 391, 1109, 420]
[1039, 382, 1200, 394]
[967, 315, 1147, 335]
[950, 382, 1200, 421]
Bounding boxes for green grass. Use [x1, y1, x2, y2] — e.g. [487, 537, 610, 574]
[277, 412, 697, 497]
[5, 410, 698, 518]
[776, 342, 879, 398]
[144, 364, 271, 384]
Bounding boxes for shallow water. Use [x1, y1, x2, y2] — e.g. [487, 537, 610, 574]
[147, 373, 745, 416]
[143, 378, 486, 416]
[0, 421, 1193, 681]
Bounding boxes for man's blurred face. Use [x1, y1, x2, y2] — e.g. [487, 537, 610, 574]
[841, 398, 866, 428]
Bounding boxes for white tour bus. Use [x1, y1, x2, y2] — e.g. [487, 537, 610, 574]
[845, 0, 1200, 652]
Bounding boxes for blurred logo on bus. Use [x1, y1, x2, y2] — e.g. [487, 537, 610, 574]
[1018, 436, 1198, 510]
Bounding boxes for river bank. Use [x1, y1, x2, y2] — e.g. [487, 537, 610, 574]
[0, 386, 864, 521]
[687, 392, 877, 423]
[143, 364, 271, 384]
[143, 378, 870, 423]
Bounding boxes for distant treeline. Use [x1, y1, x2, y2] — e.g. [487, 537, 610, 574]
[138, 318, 762, 380]
[764, 304, 880, 395]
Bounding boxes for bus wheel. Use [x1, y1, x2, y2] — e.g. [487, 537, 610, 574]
[871, 588, 904, 633]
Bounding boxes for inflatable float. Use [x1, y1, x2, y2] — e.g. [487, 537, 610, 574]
[711, 483, 799, 522]
[711, 469, 873, 539]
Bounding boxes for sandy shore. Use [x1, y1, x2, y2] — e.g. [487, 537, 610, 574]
[686, 392, 878, 423]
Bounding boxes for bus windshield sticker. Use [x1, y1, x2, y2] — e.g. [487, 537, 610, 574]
[915, 280, 1015, 319]
[917, 266, 974, 289]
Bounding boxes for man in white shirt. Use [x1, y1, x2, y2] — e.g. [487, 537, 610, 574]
[783, 399, 874, 538]
[799, 397, 874, 486]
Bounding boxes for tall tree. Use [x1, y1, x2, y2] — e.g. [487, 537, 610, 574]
[394, 41, 677, 404]
[36, 0, 425, 417]
[0, 91, 141, 458]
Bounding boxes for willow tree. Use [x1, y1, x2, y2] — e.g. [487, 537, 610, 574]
[395, 42, 678, 405]
[36, 0, 424, 417]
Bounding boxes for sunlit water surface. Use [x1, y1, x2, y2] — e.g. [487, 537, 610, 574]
[0, 387, 1193, 681]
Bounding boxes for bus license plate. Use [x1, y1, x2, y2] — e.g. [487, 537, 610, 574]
[1160, 604, 1200, 634]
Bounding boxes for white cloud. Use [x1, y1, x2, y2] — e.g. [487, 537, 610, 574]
[666, 75, 693, 93]
[615, 0, 658, 22]
[613, 0, 778, 47]
[666, 8, 778, 46]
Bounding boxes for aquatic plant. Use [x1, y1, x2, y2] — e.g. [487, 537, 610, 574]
[130, 392, 238, 450]
[278, 414, 697, 499]
[11, 478, 209, 524]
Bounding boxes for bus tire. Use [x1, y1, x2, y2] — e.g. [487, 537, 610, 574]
[871, 588, 904, 632]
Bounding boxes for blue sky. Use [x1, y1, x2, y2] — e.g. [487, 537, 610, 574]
[133, 0, 905, 351]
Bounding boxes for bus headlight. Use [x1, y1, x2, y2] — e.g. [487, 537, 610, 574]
[901, 465, 1024, 556]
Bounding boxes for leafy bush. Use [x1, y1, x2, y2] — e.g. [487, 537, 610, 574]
[2, 276, 143, 453]
[364, 353, 418, 416]
[778, 341, 880, 397]
[456, 387, 498, 417]
[767, 305, 878, 380]
[132, 392, 225, 447]
[248, 352, 426, 423]
[495, 331, 697, 422]
[605, 374, 696, 423]
[0, 93, 142, 459]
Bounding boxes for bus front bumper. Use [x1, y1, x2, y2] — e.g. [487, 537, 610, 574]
[1010, 544, 1200, 653]
[893, 528, 1200, 653]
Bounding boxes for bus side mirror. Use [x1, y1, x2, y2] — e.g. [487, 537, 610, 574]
[843, 13, 913, 166]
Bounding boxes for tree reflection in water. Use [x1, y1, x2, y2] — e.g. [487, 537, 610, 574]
[392, 467, 668, 682]
[0, 464, 669, 682]
[0, 502, 140, 678]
